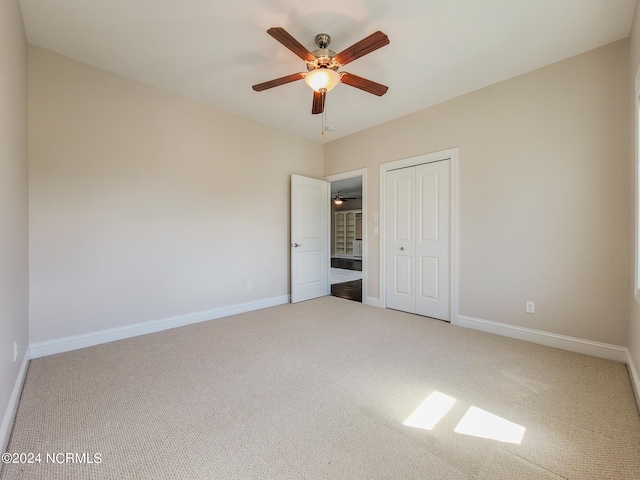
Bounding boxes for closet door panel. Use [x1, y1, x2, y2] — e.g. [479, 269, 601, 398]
[416, 161, 450, 320]
[386, 168, 416, 313]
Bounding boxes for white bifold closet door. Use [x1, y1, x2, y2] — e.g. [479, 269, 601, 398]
[385, 160, 450, 320]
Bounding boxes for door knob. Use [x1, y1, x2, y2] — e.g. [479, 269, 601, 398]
[400, 247, 404, 250]
[293, 243, 302, 247]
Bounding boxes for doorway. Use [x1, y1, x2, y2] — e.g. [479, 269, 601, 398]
[326, 171, 366, 303]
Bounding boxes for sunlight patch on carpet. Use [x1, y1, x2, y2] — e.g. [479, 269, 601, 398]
[403, 392, 526, 444]
[454, 406, 525, 444]
[403, 392, 456, 430]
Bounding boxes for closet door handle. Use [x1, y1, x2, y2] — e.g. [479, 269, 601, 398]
[400, 247, 404, 251]
[293, 243, 302, 248]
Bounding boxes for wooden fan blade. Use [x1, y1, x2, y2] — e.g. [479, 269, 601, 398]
[267, 27, 315, 62]
[340, 72, 388, 96]
[334, 31, 389, 66]
[252, 73, 304, 92]
[312, 90, 325, 114]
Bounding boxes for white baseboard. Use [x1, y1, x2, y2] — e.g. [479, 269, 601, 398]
[1, 352, 29, 456]
[455, 314, 627, 363]
[30, 295, 290, 359]
[364, 296, 381, 308]
[627, 350, 640, 413]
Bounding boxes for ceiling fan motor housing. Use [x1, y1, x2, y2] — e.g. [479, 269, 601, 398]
[306, 32, 340, 72]
[307, 49, 339, 72]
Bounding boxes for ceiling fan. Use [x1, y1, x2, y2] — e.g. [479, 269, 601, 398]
[333, 192, 357, 205]
[252, 27, 390, 116]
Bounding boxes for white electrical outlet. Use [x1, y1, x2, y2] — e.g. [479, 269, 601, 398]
[13, 342, 18, 362]
[247, 282, 252, 292]
[525, 301, 535, 314]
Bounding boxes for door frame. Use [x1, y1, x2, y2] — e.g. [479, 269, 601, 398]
[379, 148, 459, 322]
[324, 168, 367, 303]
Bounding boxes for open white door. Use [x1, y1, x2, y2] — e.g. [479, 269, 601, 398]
[291, 174, 329, 303]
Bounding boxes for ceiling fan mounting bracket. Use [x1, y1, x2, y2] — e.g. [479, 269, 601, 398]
[314, 33, 331, 49]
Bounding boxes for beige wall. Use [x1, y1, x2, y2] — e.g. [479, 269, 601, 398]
[0, 0, 29, 452]
[28, 46, 323, 344]
[629, 3, 640, 386]
[325, 40, 631, 346]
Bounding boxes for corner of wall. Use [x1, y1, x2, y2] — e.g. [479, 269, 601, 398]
[0, 352, 29, 456]
[0, 0, 29, 458]
[627, 348, 640, 413]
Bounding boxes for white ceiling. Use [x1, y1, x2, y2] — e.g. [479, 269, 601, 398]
[19, 0, 637, 143]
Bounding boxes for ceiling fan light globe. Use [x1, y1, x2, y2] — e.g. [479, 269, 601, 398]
[305, 69, 340, 93]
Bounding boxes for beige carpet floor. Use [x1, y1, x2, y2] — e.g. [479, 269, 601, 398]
[3, 296, 640, 479]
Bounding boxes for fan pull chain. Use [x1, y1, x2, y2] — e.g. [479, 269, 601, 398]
[322, 108, 328, 139]
[321, 89, 328, 138]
